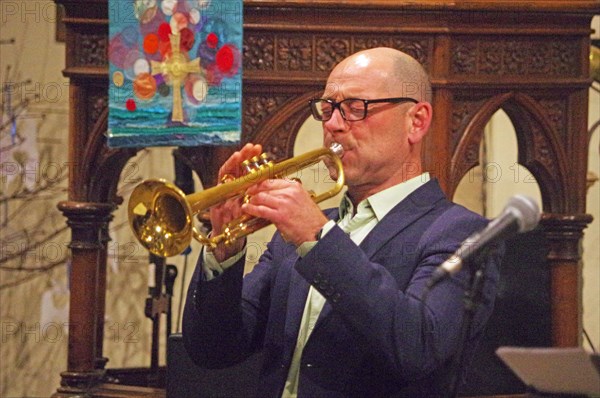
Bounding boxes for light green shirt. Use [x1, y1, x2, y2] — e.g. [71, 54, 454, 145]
[282, 173, 430, 397]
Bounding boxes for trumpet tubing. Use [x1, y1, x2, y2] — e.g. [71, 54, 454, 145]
[128, 144, 345, 257]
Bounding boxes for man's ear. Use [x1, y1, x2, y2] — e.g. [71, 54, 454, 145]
[408, 102, 432, 145]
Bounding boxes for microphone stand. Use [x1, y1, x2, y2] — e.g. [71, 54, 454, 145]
[447, 255, 489, 398]
[145, 254, 166, 386]
[144, 255, 178, 387]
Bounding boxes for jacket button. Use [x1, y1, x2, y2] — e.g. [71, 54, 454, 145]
[313, 273, 322, 284]
[331, 292, 341, 303]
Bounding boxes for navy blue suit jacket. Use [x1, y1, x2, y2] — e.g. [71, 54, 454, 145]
[183, 179, 501, 397]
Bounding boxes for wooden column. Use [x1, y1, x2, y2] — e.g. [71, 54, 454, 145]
[55, 201, 113, 394]
[541, 214, 594, 346]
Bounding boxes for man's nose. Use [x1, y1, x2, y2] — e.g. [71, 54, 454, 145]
[323, 107, 347, 131]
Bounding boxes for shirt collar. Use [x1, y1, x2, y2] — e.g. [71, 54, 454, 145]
[339, 172, 430, 221]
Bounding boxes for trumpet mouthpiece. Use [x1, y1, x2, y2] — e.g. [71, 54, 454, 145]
[329, 142, 344, 158]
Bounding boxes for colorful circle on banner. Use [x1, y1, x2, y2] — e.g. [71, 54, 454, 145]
[133, 58, 150, 75]
[140, 6, 158, 24]
[161, 0, 177, 16]
[206, 32, 218, 49]
[140, 7, 164, 37]
[192, 78, 208, 102]
[184, 75, 208, 104]
[133, 72, 157, 100]
[158, 23, 172, 42]
[170, 12, 188, 33]
[154, 73, 165, 86]
[216, 44, 240, 76]
[112, 71, 125, 87]
[158, 82, 170, 97]
[189, 8, 200, 25]
[126, 99, 136, 111]
[179, 28, 195, 52]
[143, 33, 159, 55]
[134, 0, 157, 20]
[197, 42, 216, 66]
[123, 49, 146, 80]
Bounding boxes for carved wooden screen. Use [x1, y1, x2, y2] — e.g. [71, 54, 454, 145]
[53, 1, 600, 396]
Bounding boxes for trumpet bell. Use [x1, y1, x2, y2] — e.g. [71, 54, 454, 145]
[128, 179, 194, 257]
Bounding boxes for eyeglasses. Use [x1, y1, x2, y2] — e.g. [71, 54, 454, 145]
[309, 97, 419, 122]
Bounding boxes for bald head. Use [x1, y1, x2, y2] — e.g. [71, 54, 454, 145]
[328, 47, 432, 103]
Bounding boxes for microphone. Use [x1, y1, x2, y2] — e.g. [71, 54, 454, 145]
[427, 195, 540, 288]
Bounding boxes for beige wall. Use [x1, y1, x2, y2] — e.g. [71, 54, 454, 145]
[1, 1, 70, 395]
[583, 14, 600, 351]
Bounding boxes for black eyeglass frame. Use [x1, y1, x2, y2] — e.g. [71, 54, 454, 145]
[308, 97, 419, 121]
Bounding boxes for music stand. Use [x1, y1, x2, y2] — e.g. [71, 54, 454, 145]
[496, 346, 600, 397]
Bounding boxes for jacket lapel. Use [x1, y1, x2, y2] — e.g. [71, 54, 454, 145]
[313, 180, 446, 329]
[359, 181, 445, 258]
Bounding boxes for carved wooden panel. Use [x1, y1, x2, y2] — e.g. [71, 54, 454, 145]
[277, 35, 313, 71]
[536, 98, 568, 140]
[242, 94, 294, 140]
[87, 91, 109, 131]
[243, 35, 275, 71]
[451, 37, 581, 77]
[72, 33, 108, 68]
[243, 33, 431, 75]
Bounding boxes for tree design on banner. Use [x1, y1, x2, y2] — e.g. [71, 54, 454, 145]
[108, 0, 242, 147]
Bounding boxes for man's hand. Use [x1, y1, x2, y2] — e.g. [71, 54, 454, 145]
[242, 178, 328, 247]
[210, 143, 263, 262]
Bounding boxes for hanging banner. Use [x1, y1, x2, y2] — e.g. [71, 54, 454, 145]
[108, 0, 243, 147]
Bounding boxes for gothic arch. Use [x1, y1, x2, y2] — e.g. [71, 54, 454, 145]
[249, 91, 319, 159]
[450, 92, 569, 212]
[78, 108, 139, 203]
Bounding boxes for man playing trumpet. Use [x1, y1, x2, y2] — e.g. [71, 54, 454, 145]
[183, 47, 501, 397]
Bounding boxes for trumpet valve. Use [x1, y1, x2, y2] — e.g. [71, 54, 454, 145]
[242, 153, 272, 173]
[250, 156, 261, 169]
[259, 153, 270, 165]
[241, 159, 253, 173]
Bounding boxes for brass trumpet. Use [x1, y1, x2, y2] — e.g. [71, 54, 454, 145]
[128, 143, 345, 257]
